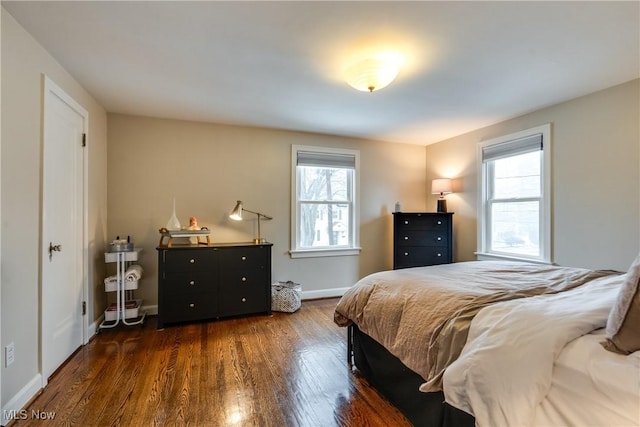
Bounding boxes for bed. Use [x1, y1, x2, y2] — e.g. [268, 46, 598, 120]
[334, 259, 640, 427]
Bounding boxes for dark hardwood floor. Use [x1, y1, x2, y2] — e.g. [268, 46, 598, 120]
[14, 298, 410, 426]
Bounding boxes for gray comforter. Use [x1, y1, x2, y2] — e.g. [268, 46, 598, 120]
[334, 261, 617, 391]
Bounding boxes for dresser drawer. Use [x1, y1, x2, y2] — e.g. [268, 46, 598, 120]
[396, 230, 449, 247]
[395, 247, 450, 269]
[219, 267, 267, 289]
[162, 271, 215, 296]
[160, 292, 217, 323]
[219, 286, 268, 317]
[219, 246, 268, 269]
[161, 249, 217, 272]
[396, 215, 449, 230]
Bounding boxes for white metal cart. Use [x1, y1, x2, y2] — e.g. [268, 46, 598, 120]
[99, 248, 146, 332]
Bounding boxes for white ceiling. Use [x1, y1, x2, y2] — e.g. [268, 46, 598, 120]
[4, 1, 639, 145]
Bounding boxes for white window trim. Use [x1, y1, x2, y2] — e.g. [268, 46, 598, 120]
[290, 145, 361, 259]
[476, 123, 552, 264]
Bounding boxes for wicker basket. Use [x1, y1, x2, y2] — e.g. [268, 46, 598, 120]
[271, 281, 302, 313]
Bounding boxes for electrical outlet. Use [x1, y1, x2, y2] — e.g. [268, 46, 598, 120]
[5, 342, 15, 367]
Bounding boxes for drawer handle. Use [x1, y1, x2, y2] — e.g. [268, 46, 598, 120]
[404, 220, 409, 225]
[241, 298, 246, 303]
[437, 220, 442, 225]
[404, 252, 409, 256]
[189, 303, 195, 308]
[189, 259, 195, 264]
[189, 280, 195, 285]
[437, 253, 442, 257]
[404, 236, 409, 240]
[241, 256, 247, 261]
[241, 277, 247, 282]
[437, 237, 442, 241]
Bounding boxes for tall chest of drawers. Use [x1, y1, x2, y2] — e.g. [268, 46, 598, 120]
[156, 243, 272, 329]
[393, 212, 453, 269]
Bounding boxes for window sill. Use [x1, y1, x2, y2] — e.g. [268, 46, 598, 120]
[475, 252, 554, 265]
[289, 247, 362, 259]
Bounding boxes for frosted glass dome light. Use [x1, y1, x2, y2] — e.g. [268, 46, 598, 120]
[345, 58, 400, 92]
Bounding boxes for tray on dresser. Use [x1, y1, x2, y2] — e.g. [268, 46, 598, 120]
[158, 227, 211, 247]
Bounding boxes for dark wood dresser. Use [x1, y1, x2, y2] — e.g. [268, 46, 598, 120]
[393, 212, 453, 269]
[156, 242, 272, 329]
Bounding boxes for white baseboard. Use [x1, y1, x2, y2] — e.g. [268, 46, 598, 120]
[2, 373, 42, 425]
[88, 315, 103, 340]
[88, 305, 157, 337]
[141, 304, 158, 316]
[301, 287, 349, 300]
[88, 294, 333, 334]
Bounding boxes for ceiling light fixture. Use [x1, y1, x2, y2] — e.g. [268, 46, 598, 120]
[345, 58, 400, 92]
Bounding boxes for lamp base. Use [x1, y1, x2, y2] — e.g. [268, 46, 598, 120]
[436, 199, 448, 213]
[253, 237, 267, 244]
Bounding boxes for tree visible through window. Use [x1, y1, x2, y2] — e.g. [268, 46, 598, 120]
[291, 146, 360, 257]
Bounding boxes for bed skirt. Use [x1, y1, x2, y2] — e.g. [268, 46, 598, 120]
[349, 324, 474, 427]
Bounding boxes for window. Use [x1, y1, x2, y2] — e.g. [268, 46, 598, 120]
[290, 145, 360, 258]
[477, 124, 551, 263]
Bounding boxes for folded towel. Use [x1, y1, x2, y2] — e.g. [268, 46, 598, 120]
[125, 264, 143, 282]
[104, 275, 118, 285]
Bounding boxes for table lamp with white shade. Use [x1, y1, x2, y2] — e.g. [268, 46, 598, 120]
[431, 179, 452, 213]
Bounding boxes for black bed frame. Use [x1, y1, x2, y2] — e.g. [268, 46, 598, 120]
[348, 325, 475, 427]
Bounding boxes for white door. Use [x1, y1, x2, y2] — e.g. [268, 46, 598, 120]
[41, 76, 87, 383]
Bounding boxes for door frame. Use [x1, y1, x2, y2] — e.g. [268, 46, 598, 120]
[41, 75, 89, 386]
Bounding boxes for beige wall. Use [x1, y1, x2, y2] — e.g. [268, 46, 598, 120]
[426, 79, 640, 271]
[1, 8, 108, 413]
[107, 114, 427, 308]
